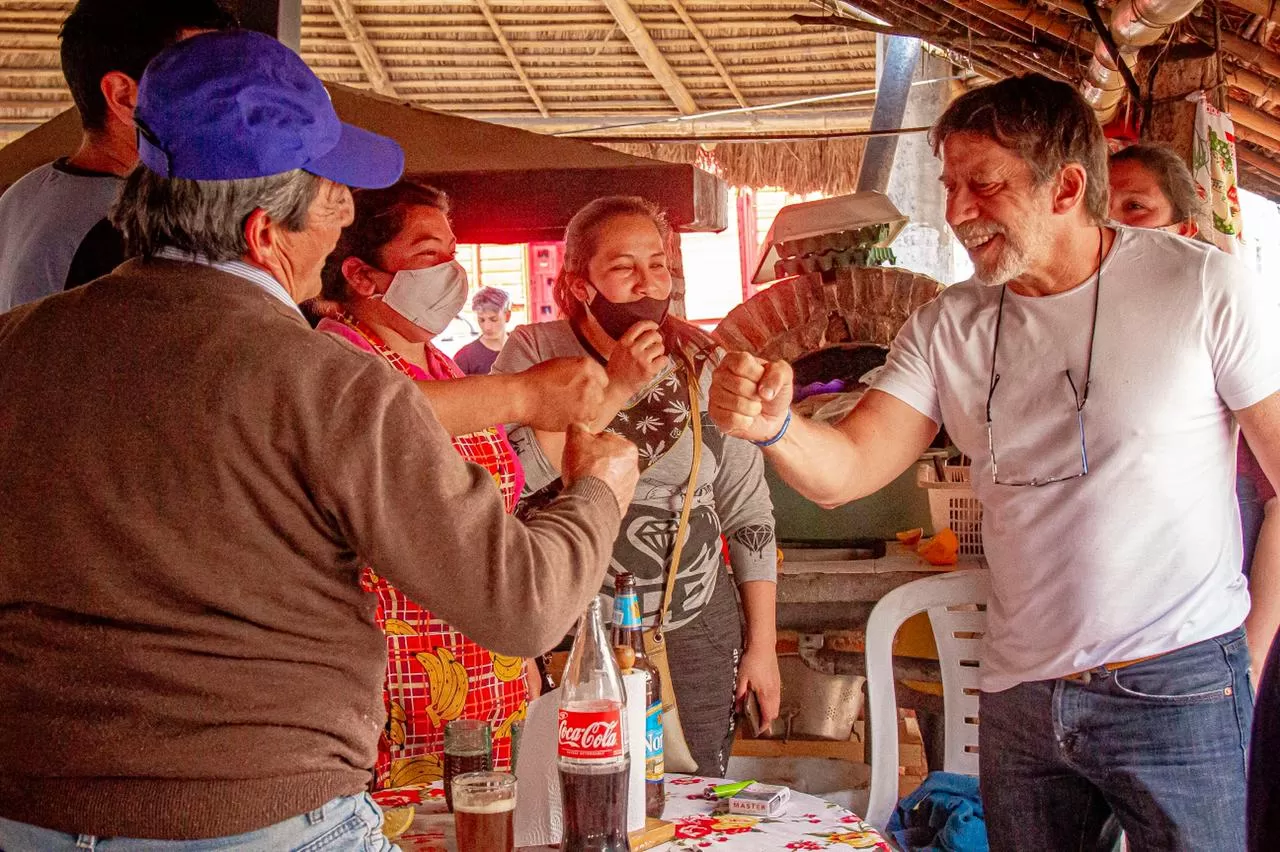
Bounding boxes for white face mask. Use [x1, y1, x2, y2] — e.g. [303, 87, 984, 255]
[380, 260, 469, 335]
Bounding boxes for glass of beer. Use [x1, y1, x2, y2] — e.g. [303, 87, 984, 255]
[452, 771, 515, 852]
[443, 719, 492, 812]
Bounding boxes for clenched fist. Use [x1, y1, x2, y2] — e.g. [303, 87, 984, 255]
[606, 321, 668, 400]
[561, 424, 639, 517]
[517, 357, 608, 431]
[709, 351, 794, 444]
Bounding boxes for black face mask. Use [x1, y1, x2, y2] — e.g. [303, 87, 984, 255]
[586, 290, 670, 340]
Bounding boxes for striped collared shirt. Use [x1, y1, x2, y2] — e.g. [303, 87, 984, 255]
[155, 246, 302, 318]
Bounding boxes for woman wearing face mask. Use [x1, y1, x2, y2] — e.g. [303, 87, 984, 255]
[1108, 142, 1202, 238]
[308, 180, 536, 789]
[493, 196, 781, 777]
[1108, 143, 1279, 685]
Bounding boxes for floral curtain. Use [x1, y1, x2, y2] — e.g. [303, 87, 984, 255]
[1191, 92, 1246, 254]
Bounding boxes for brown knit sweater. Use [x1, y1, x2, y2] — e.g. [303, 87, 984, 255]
[0, 259, 620, 839]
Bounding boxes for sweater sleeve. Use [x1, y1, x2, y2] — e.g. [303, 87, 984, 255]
[317, 358, 620, 657]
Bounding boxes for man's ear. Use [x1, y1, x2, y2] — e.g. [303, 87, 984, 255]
[100, 71, 138, 129]
[1178, 219, 1200, 239]
[1051, 163, 1089, 216]
[341, 256, 384, 297]
[242, 208, 276, 268]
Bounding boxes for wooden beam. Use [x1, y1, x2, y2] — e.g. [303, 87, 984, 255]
[1225, 62, 1280, 101]
[1238, 144, 1280, 183]
[1229, 96, 1280, 141]
[961, 0, 1095, 51]
[1219, 30, 1280, 81]
[666, 0, 747, 108]
[599, 0, 699, 114]
[473, 0, 549, 118]
[324, 0, 396, 97]
[1229, 0, 1280, 27]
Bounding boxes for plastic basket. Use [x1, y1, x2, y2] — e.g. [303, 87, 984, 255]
[915, 463, 984, 557]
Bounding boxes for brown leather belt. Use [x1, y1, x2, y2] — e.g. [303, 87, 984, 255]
[1062, 653, 1164, 683]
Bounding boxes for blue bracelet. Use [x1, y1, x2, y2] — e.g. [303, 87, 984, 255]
[752, 410, 792, 448]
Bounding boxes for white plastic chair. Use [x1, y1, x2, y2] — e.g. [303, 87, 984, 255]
[863, 568, 991, 831]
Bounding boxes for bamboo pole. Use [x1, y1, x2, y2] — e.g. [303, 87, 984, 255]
[667, 0, 748, 108]
[1225, 63, 1280, 101]
[1228, 0, 1280, 27]
[324, 0, 398, 97]
[473, 0, 549, 117]
[599, 0, 698, 114]
[1219, 30, 1280, 81]
[1229, 96, 1280, 141]
[1238, 144, 1280, 183]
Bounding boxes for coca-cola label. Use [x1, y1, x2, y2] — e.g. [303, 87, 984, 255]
[558, 706, 624, 761]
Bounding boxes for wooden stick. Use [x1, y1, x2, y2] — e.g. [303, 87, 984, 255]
[322, 0, 402, 97]
[599, 0, 698, 114]
[665, 0, 748, 108]
[471, 0, 549, 117]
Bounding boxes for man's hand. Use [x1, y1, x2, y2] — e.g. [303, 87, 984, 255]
[606, 321, 667, 401]
[709, 351, 793, 443]
[516, 357, 608, 431]
[561, 424, 639, 516]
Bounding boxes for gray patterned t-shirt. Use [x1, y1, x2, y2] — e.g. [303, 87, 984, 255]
[494, 320, 778, 630]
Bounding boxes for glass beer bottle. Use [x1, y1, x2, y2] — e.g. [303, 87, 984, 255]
[612, 573, 664, 819]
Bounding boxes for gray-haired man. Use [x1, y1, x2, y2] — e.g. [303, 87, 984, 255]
[0, 30, 637, 851]
[711, 73, 1280, 850]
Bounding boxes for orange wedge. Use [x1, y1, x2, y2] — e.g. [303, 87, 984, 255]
[895, 527, 924, 549]
[918, 528, 959, 566]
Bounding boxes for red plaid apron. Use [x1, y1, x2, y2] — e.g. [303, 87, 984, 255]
[322, 315, 528, 789]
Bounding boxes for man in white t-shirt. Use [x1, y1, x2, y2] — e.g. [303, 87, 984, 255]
[710, 73, 1280, 850]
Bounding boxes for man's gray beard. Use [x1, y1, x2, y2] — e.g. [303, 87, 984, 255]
[971, 229, 1044, 287]
[972, 244, 1026, 287]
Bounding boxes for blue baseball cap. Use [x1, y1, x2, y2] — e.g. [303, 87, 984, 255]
[134, 29, 403, 188]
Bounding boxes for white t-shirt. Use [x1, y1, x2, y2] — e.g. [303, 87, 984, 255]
[873, 226, 1280, 691]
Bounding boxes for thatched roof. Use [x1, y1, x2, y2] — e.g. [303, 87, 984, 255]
[1, 0, 1278, 199]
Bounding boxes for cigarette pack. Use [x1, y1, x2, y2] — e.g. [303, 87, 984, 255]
[727, 783, 790, 817]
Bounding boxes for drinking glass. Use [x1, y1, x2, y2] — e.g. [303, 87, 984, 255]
[443, 719, 492, 812]
[452, 771, 515, 852]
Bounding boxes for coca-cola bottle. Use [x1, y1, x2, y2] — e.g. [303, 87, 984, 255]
[558, 597, 632, 852]
[612, 573, 664, 819]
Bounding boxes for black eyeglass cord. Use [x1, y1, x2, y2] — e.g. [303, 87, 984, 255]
[986, 228, 1105, 423]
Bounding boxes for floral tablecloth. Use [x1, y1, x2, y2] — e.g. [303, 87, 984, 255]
[372, 774, 890, 851]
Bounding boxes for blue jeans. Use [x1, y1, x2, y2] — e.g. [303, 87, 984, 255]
[0, 792, 396, 852]
[979, 627, 1253, 851]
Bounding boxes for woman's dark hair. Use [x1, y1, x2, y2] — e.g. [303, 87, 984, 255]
[60, 0, 237, 132]
[931, 73, 1109, 224]
[1110, 143, 1203, 223]
[555, 195, 715, 359]
[318, 179, 450, 303]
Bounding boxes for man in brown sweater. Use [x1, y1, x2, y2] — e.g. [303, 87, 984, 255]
[0, 30, 638, 850]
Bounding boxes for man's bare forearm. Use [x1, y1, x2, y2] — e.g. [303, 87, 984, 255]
[763, 391, 939, 509]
